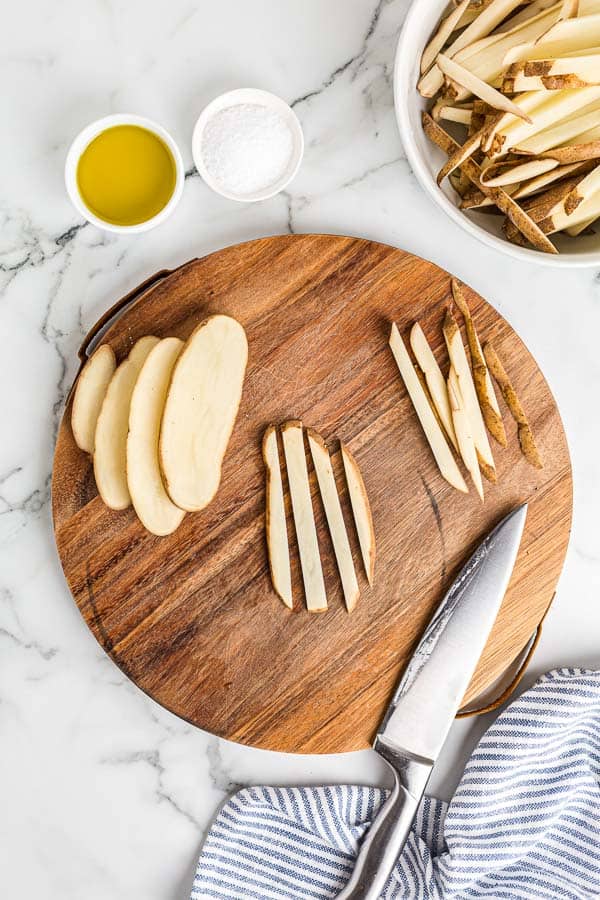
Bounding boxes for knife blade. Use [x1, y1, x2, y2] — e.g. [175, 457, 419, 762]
[337, 503, 528, 900]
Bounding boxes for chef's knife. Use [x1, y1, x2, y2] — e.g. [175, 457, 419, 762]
[338, 503, 528, 900]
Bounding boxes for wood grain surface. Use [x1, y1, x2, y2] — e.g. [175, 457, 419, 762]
[51, 234, 572, 753]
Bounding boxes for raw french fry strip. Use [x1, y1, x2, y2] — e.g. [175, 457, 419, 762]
[512, 160, 594, 197]
[281, 420, 327, 613]
[307, 429, 360, 611]
[542, 138, 600, 162]
[421, 0, 472, 74]
[513, 101, 600, 154]
[340, 443, 376, 587]
[451, 280, 507, 447]
[448, 366, 484, 500]
[389, 322, 468, 494]
[437, 53, 533, 121]
[538, 182, 600, 231]
[480, 157, 559, 186]
[422, 112, 558, 253]
[564, 161, 600, 212]
[484, 343, 544, 468]
[262, 425, 293, 609]
[566, 213, 598, 232]
[410, 322, 459, 451]
[443, 309, 497, 483]
[439, 106, 474, 124]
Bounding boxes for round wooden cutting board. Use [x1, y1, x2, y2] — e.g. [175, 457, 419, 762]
[52, 235, 572, 753]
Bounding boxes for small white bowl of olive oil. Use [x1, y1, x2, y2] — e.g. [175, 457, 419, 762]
[65, 114, 184, 233]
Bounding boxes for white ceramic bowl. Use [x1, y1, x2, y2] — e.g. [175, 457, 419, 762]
[192, 88, 304, 202]
[65, 114, 185, 234]
[394, 0, 600, 267]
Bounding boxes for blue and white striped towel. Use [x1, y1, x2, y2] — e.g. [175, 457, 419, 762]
[191, 668, 600, 899]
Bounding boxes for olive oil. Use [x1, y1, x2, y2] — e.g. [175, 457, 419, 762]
[76, 125, 176, 226]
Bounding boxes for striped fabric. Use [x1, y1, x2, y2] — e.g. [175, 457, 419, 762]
[191, 669, 600, 899]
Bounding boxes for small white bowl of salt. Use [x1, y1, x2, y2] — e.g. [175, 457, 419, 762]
[192, 88, 304, 202]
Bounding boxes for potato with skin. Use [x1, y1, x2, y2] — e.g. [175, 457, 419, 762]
[341, 443, 376, 586]
[127, 338, 185, 536]
[159, 315, 248, 512]
[71, 345, 116, 453]
[94, 336, 160, 510]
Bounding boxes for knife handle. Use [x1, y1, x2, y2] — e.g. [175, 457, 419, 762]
[337, 741, 432, 900]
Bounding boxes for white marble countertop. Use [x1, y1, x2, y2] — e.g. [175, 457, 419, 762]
[1, 1, 599, 897]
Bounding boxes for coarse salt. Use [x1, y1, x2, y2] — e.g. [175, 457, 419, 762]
[200, 103, 294, 197]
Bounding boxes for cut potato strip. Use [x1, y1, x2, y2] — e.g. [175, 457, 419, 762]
[484, 343, 543, 468]
[308, 430, 360, 610]
[490, 87, 600, 158]
[410, 322, 458, 451]
[439, 105, 474, 125]
[389, 322, 468, 493]
[262, 425, 293, 610]
[437, 53, 533, 121]
[127, 338, 185, 536]
[559, 0, 580, 18]
[451, 280, 507, 447]
[421, 0, 472, 74]
[448, 366, 484, 500]
[513, 100, 600, 153]
[160, 315, 248, 512]
[94, 336, 160, 510]
[340, 443, 376, 586]
[281, 421, 327, 613]
[443, 310, 496, 482]
[512, 161, 593, 197]
[71, 344, 116, 453]
[538, 180, 600, 231]
[423, 112, 558, 253]
[564, 160, 600, 212]
[480, 158, 559, 186]
[542, 138, 600, 162]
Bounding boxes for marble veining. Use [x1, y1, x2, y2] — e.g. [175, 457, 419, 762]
[1, 0, 599, 897]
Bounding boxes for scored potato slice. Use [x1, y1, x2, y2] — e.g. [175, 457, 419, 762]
[127, 338, 185, 536]
[340, 443, 376, 587]
[159, 315, 248, 512]
[281, 421, 327, 613]
[308, 429, 360, 612]
[263, 425, 293, 610]
[94, 336, 160, 510]
[71, 344, 116, 453]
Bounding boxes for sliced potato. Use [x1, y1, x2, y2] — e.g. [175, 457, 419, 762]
[448, 366, 484, 501]
[443, 311, 497, 482]
[281, 421, 327, 613]
[308, 429, 360, 611]
[410, 322, 458, 451]
[159, 315, 248, 512]
[263, 425, 293, 610]
[127, 338, 185, 536]
[71, 344, 116, 453]
[389, 322, 468, 494]
[340, 443, 376, 587]
[94, 336, 159, 510]
[484, 342, 544, 468]
[451, 280, 507, 447]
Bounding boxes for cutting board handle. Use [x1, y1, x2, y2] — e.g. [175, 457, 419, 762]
[78, 261, 195, 361]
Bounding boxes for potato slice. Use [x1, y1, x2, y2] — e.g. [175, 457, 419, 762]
[159, 315, 248, 512]
[484, 343, 544, 468]
[281, 421, 327, 613]
[451, 280, 507, 447]
[127, 338, 185, 536]
[94, 336, 160, 510]
[443, 311, 496, 482]
[71, 344, 116, 453]
[341, 443, 376, 586]
[410, 323, 458, 451]
[448, 367, 484, 501]
[262, 425, 293, 610]
[389, 323, 468, 494]
[307, 429, 360, 611]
